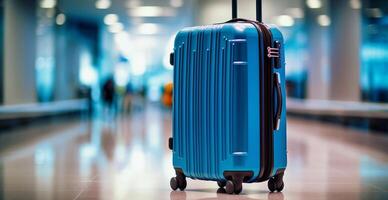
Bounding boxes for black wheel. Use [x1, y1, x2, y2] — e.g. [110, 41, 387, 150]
[276, 180, 284, 192]
[216, 187, 226, 193]
[274, 172, 284, 192]
[268, 178, 276, 192]
[233, 181, 243, 194]
[170, 177, 178, 191]
[177, 177, 187, 191]
[217, 180, 227, 188]
[225, 180, 235, 194]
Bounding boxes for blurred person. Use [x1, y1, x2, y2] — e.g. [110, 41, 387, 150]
[115, 85, 126, 114]
[162, 82, 173, 108]
[138, 85, 148, 109]
[123, 82, 134, 114]
[102, 77, 116, 119]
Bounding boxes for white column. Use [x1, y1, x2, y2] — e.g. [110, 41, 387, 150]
[305, 2, 331, 100]
[3, 0, 37, 105]
[327, 0, 360, 101]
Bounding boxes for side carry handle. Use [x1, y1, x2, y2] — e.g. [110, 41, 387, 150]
[232, 0, 262, 22]
[273, 72, 282, 131]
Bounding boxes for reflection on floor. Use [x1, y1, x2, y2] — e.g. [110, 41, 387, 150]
[0, 104, 387, 200]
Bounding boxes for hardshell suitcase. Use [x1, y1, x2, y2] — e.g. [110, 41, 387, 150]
[169, 0, 287, 194]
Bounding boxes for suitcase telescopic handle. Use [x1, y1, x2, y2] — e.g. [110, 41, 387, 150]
[274, 72, 282, 131]
[232, 0, 262, 22]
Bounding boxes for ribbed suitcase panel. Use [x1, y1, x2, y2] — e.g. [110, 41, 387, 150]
[173, 24, 259, 180]
[173, 25, 232, 179]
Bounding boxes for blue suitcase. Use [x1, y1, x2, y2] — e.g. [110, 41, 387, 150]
[168, 0, 287, 194]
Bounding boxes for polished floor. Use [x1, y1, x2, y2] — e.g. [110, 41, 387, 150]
[0, 105, 388, 200]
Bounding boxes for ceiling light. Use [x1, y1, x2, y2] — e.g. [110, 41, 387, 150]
[276, 15, 295, 27]
[317, 15, 331, 26]
[109, 22, 124, 33]
[170, 0, 183, 8]
[349, 0, 361, 9]
[95, 0, 111, 9]
[306, 0, 322, 9]
[104, 14, 119, 25]
[56, 13, 66, 25]
[128, 6, 176, 17]
[40, 0, 56, 8]
[137, 23, 160, 35]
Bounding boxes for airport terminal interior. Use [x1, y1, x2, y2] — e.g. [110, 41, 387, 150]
[0, 0, 388, 199]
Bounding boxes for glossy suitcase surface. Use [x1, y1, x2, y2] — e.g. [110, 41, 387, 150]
[169, 0, 287, 194]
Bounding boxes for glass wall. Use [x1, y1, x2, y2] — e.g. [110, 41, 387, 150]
[281, 0, 388, 102]
[34, 0, 102, 103]
[36, 5, 55, 102]
[361, 0, 388, 102]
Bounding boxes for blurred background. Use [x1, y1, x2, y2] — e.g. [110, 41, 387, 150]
[0, 0, 387, 129]
[0, 0, 387, 200]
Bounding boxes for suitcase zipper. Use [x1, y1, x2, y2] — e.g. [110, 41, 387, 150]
[254, 22, 275, 182]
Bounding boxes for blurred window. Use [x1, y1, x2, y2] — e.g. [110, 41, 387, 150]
[361, 0, 388, 102]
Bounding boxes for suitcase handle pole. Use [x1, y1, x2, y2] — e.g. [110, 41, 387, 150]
[232, 0, 262, 22]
